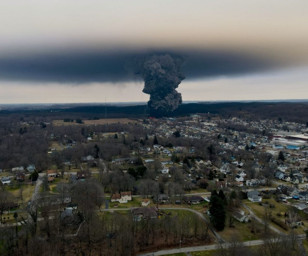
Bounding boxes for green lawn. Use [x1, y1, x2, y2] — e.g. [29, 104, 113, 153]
[8, 183, 35, 203]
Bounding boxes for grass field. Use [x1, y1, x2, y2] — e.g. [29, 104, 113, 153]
[9, 184, 35, 203]
[219, 220, 261, 242]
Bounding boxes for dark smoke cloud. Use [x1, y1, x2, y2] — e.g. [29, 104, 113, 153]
[0, 48, 276, 83]
[139, 54, 185, 116]
[0, 48, 280, 116]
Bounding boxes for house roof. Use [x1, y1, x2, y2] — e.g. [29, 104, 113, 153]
[132, 207, 158, 219]
[111, 193, 121, 200]
[247, 190, 259, 198]
[121, 191, 131, 197]
[47, 170, 57, 174]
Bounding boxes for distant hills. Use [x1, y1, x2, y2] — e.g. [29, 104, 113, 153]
[0, 101, 307, 123]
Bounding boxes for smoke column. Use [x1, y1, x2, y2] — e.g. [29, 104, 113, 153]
[141, 54, 185, 117]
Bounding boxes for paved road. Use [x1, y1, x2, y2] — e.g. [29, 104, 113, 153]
[31, 173, 45, 202]
[138, 235, 307, 256]
[137, 239, 265, 256]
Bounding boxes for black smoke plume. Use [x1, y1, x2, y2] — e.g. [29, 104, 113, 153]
[140, 54, 185, 117]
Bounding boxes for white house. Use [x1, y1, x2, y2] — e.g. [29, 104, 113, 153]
[1, 177, 11, 185]
[141, 199, 151, 207]
[120, 191, 132, 202]
[161, 168, 169, 174]
[235, 175, 244, 182]
[111, 191, 132, 204]
[12, 166, 24, 172]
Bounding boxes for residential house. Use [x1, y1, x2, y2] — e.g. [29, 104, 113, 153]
[184, 195, 204, 205]
[247, 190, 262, 202]
[299, 191, 308, 201]
[161, 168, 169, 174]
[131, 207, 158, 221]
[0, 177, 11, 185]
[111, 191, 132, 203]
[235, 175, 244, 182]
[82, 155, 95, 162]
[47, 170, 58, 178]
[156, 194, 169, 204]
[246, 179, 260, 187]
[232, 210, 250, 223]
[141, 199, 151, 207]
[26, 164, 36, 173]
[16, 173, 25, 182]
[76, 170, 91, 180]
[274, 171, 284, 180]
[121, 191, 132, 202]
[12, 166, 24, 172]
[111, 193, 121, 203]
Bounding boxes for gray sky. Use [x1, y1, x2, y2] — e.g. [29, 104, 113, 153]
[0, 0, 307, 103]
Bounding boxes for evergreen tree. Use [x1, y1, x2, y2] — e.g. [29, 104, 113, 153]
[173, 130, 181, 138]
[229, 190, 237, 200]
[218, 190, 227, 205]
[208, 170, 215, 180]
[278, 151, 285, 162]
[209, 192, 226, 231]
[153, 135, 158, 145]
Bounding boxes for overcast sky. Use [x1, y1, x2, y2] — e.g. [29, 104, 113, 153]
[0, 0, 307, 103]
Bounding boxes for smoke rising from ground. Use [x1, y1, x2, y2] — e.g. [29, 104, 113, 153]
[140, 54, 185, 116]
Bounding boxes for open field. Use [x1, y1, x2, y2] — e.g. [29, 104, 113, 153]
[8, 183, 35, 203]
[219, 220, 262, 242]
[53, 118, 139, 126]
